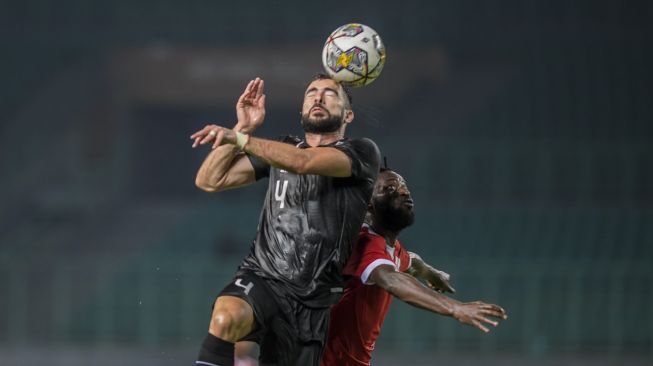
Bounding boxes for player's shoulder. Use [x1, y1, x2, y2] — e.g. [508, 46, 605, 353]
[338, 138, 381, 170]
[357, 227, 387, 251]
[341, 137, 379, 152]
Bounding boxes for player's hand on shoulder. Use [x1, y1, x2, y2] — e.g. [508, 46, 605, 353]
[190, 124, 237, 149]
[235, 77, 266, 134]
[452, 301, 508, 333]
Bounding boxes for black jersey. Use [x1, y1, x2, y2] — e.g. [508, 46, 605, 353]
[240, 136, 381, 307]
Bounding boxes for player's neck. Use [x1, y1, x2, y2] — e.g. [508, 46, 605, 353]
[304, 131, 344, 147]
[369, 222, 399, 247]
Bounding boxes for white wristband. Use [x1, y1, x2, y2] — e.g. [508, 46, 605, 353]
[235, 131, 250, 150]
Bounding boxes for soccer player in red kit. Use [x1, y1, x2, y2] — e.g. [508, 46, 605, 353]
[321, 169, 508, 366]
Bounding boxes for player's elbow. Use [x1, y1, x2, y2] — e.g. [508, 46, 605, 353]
[196, 181, 218, 193]
[290, 162, 309, 175]
[195, 176, 220, 192]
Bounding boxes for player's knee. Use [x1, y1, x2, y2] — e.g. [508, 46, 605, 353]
[209, 296, 255, 341]
[210, 309, 237, 340]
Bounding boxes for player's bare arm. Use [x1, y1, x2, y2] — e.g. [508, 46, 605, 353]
[195, 128, 353, 178]
[370, 264, 507, 333]
[191, 78, 266, 192]
[194, 147, 256, 192]
[246, 138, 352, 177]
[405, 251, 456, 293]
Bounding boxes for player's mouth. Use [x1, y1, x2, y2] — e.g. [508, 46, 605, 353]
[310, 106, 327, 115]
[402, 199, 414, 209]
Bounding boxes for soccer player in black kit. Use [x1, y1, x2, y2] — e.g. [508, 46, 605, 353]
[190, 75, 381, 366]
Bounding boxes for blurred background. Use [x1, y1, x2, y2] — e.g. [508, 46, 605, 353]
[1, 0, 651, 365]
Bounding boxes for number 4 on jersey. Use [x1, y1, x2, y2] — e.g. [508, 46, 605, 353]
[275, 180, 288, 209]
[234, 279, 254, 295]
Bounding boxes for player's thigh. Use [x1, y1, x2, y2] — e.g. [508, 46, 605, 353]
[293, 340, 324, 366]
[260, 339, 323, 366]
[258, 329, 278, 366]
[259, 316, 324, 366]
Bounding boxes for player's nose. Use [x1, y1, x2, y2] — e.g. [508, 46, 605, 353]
[313, 90, 325, 103]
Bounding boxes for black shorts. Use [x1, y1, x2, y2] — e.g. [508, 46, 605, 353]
[218, 269, 330, 366]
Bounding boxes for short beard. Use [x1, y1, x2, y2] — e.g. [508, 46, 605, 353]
[300, 110, 343, 134]
[373, 201, 415, 232]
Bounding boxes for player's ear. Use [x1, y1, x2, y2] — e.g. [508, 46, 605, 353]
[364, 209, 373, 224]
[343, 109, 354, 124]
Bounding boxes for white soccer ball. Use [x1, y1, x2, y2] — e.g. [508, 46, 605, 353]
[321, 23, 386, 87]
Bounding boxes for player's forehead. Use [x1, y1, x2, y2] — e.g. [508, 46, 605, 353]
[305, 78, 342, 94]
[377, 171, 407, 187]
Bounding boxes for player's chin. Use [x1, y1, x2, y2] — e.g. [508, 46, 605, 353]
[405, 208, 416, 220]
[394, 207, 415, 221]
[395, 202, 414, 213]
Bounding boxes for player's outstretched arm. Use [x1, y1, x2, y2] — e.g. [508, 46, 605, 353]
[370, 265, 508, 333]
[406, 251, 455, 293]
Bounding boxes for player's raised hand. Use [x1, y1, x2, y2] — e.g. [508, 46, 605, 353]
[235, 77, 266, 134]
[452, 301, 508, 333]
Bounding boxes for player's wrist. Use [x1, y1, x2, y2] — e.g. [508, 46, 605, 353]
[233, 121, 258, 134]
[450, 302, 463, 319]
[235, 131, 250, 150]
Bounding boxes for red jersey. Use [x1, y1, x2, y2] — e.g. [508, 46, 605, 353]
[321, 225, 411, 366]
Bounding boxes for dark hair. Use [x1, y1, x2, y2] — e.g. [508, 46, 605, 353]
[309, 73, 353, 108]
[380, 156, 390, 172]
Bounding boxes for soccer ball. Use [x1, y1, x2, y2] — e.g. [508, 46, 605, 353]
[321, 23, 386, 87]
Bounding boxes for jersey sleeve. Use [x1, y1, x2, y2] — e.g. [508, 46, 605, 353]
[247, 155, 270, 180]
[332, 138, 381, 181]
[343, 234, 396, 285]
[397, 242, 412, 273]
